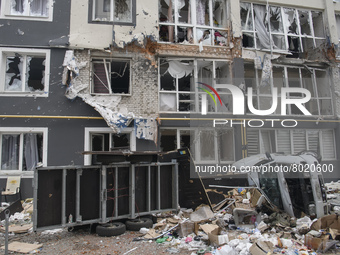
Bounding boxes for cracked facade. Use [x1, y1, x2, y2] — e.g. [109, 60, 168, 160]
[0, 0, 340, 198]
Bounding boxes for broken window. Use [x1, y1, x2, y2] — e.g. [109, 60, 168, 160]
[276, 129, 336, 160]
[10, 0, 49, 17]
[336, 14, 340, 57]
[1, 132, 44, 171]
[90, 132, 131, 152]
[159, 58, 231, 113]
[244, 62, 333, 116]
[92, 59, 130, 95]
[241, 3, 326, 53]
[92, 0, 134, 24]
[159, 0, 229, 46]
[2, 50, 48, 94]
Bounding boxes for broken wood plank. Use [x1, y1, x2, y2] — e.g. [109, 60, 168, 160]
[1, 241, 42, 253]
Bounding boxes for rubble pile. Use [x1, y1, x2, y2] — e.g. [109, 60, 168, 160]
[135, 188, 340, 255]
[325, 181, 340, 212]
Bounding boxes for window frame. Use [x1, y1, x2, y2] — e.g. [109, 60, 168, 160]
[91, 57, 132, 96]
[84, 127, 136, 165]
[158, 0, 229, 46]
[244, 62, 333, 116]
[159, 127, 235, 164]
[0, 0, 53, 21]
[240, 2, 326, 53]
[0, 47, 50, 97]
[0, 127, 48, 176]
[274, 129, 336, 160]
[88, 0, 136, 26]
[159, 58, 232, 113]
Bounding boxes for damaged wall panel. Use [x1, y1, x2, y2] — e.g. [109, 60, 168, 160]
[62, 50, 159, 142]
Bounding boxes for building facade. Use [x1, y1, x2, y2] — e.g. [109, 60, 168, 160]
[1, 0, 340, 198]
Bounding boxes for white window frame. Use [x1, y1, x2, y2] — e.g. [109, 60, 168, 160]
[159, 58, 232, 113]
[335, 13, 340, 58]
[0, 127, 48, 176]
[0, 47, 50, 97]
[275, 129, 337, 160]
[159, 127, 235, 164]
[0, 0, 53, 21]
[158, 0, 229, 46]
[84, 127, 136, 165]
[90, 0, 136, 25]
[245, 63, 333, 116]
[91, 58, 132, 96]
[240, 2, 325, 53]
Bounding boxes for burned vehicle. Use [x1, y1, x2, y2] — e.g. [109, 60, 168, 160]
[233, 152, 329, 218]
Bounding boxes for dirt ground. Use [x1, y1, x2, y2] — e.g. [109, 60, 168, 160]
[0, 227, 192, 255]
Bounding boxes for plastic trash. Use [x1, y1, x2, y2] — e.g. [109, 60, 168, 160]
[215, 245, 236, 255]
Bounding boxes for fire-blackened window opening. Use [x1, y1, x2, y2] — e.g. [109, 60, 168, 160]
[92, 59, 131, 95]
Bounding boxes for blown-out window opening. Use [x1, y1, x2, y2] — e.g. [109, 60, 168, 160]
[159, 0, 229, 46]
[240, 2, 325, 54]
[91, 58, 131, 95]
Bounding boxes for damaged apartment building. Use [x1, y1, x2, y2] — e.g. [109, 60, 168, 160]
[0, 0, 340, 198]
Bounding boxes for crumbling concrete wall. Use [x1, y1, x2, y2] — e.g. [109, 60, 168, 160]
[63, 49, 158, 136]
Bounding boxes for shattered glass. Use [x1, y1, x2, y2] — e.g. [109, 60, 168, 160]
[213, 0, 227, 28]
[11, 0, 49, 17]
[283, 8, 298, 35]
[114, 0, 132, 22]
[240, 2, 253, 30]
[269, 6, 283, 33]
[160, 94, 176, 111]
[93, 0, 132, 22]
[27, 56, 45, 92]
[298, 10, 311, 36]
[178, 0, 190, 24]
[30, 0, 49, 17]
[11, 0, 25, 15]
[159, 0, 174, 23]
[5, 55, 23, 92]
[312, 11, 325, 38]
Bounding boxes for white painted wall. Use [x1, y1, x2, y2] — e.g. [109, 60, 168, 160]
[69, 0, 158, 49]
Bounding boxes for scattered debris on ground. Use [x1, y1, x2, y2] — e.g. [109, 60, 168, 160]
[1, 184, 340, 254]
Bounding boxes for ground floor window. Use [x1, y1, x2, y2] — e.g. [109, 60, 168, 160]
[246, 129, 336, 160]
[84, 128, 136, 165]
[160, 128, 234, 163]
[0, 128, 47, 172]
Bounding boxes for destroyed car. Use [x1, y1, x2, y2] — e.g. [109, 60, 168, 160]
[232, 151, 329, 218]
